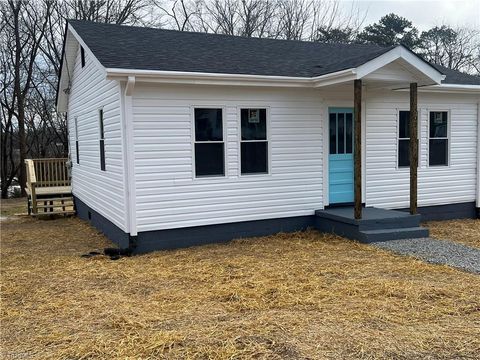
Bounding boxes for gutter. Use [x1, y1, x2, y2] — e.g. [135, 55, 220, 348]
[105, 67, 356, 88]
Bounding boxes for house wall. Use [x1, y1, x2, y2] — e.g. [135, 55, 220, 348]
[365, 90, 479, 209]
[130, 83, 477, 234]
[131, 84, 324, 232]
[67, 44, 127, 233]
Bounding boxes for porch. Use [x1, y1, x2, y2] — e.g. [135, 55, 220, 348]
[25, 158, 75, 216]
[315, 207, 428, 243]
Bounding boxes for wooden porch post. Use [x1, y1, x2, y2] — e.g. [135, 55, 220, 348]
[354, 79, 362, 219]
[409, 83, 418, 215]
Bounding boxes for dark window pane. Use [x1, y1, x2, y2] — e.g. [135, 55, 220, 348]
[99, 109, 104, 139]
[337, 113, 345, 154]
[329, 113, 336, 154]
[429, 139, 448, 166]
[80, 46, 85, 67]
[241, 109, 267, 140]
[398, 139, 410, 167]
[241, 142, 267, 174]
[100, 139, 106, 171]
[430, 112, 448, 138]
[346, 113, 353, 154]
[195, 109, 223, 141]
[399, 111, 410, 138]
[195, 143, 224, 176]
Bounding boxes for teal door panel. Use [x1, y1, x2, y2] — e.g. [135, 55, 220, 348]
[329, 108, 354, 204]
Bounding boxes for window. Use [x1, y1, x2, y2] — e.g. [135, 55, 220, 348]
[397, 110, 421, 168]
[240, 109, 268, 174]
[329, 111, 353, 155]
[429, 111, 448, 166]
[194, 108, 224, 177]
[74, 117, 79, 164]
[398, 111, 410, 167]
[99, 109, 105, 171]
[80, 46, 85, 67]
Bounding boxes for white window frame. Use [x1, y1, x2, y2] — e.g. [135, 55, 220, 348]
[238, 107, 271, 176]
[192, 106, 227, 179]
[396, 109, 421, 169]
[427, 109, 450, 167]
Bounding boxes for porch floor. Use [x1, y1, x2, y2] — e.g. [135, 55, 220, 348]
[315, 207, 429, 243]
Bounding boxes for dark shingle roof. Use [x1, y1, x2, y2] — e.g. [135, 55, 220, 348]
[68, 20, 480, 85]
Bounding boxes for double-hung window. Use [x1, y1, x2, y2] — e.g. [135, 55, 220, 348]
[398, 110, 411, 167]
[240, 109, 268, 174]
[74, 117, 79, 164]
[99, 109, 106, 171]
[429, 111, 448, 166]
[397, 110, 421, 168]
[194, 108, 225, 177]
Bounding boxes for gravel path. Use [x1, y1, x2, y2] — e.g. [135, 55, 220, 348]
[372, 238, 480, 274]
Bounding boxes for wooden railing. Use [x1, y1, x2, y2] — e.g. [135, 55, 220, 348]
[25, 158, 70, 188]
[25, 158, 71, 215]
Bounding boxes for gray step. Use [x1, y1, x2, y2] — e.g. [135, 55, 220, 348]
[359, 215, 421, 231]
[360, 227, 429, 243]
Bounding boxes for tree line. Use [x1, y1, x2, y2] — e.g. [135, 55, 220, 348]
[1, 0, 479, 198]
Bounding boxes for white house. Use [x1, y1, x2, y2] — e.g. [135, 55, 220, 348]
[56, 20, 480, 252]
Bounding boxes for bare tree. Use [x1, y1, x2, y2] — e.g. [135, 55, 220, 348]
[420, 25, 480, 73]
[1, 0, 52, 196]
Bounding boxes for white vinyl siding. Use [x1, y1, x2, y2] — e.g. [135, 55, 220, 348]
[365, 90, 478, 209]
[132, 84, 324, 232]
[68, 44, 126, 230]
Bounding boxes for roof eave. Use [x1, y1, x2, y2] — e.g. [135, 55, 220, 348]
[105, 67, 359, 88]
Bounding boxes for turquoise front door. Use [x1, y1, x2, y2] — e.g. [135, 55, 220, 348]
[328, 107, 354, 204]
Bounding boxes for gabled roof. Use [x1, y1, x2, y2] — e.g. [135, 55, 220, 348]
[67, 20, 480, 86]
[67, 20, 392, 78]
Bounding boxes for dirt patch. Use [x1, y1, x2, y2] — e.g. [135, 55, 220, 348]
[1, 216, 479, 359]
[425, 219, 480, 249]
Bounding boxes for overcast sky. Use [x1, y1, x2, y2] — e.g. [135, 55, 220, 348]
[341, 0, 480, 31]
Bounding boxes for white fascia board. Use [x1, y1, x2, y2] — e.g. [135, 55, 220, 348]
[106, 68, 314, 87]
[106, 67, 357, 88]
[68, 24, 107, 74]
[57, 24, 108, 112]
[354, 46, 445, 84]
[420, 84, 480, 93]
[394, 83, 480, 94]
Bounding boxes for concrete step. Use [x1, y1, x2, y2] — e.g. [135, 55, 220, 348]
[359, 227, 429, 243]
[359, 214, 421, 231]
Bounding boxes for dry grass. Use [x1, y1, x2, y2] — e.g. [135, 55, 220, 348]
[1, 204, 480, 359]
[0, 197, 26, 217]
[425, 219, 480, 249]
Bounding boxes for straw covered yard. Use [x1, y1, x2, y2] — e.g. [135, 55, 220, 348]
[1, 199, 479, 359]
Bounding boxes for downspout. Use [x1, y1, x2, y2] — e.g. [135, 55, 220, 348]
[120, 75, 138, 249]
[476, 101, 480, 217]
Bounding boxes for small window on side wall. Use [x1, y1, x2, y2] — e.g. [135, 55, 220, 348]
[80, 46, 85, 67]
[240, 109, 268, 174]
[74, 116, 79, 164]
[194, 108, 224, 177]
[429, 111, 448, 166]
[99, 109, 106, 171]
